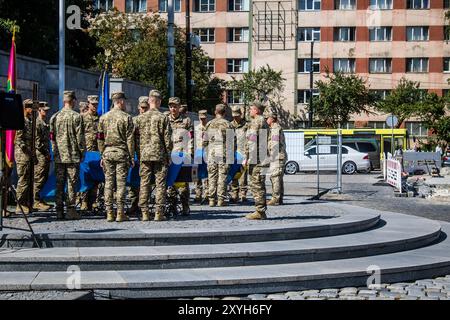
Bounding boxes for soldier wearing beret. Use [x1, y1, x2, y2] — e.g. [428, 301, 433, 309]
[14, 99, 35, 214]
[98, 91, 135, 222]
[194, 109, 209, 203]
[50, 91, 86, 220]
[167, 97, 194, 216]
[33, 101, 52, 211]
[265, 108, 287, 206]
[230, 105, 249, 203]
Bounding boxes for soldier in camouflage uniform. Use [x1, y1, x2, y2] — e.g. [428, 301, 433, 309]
[14, 99, 34, 214]
[33, 101, 52, 211]
[98, 91, 135, 222]
[230, 105, 248, 203]
[127, 96, 150, 217]
[243, 101, 270, 220]
[79, 101, 88, 115]
[135, 90, 173, 221]
[203, 104, 234, 207]
[49, 91, 86, 220]
[167, 97, 194, 215]
[194, 110, 209, 203]
[80, 95, 100, 211]
[265, 108, 287, 206]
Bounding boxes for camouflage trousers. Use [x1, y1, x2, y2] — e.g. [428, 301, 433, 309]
[168, 183, 190, 207]
[139, 161, 168, 214]
[34, 154, 49, 202]
[248, 164, 267, 213]
[269, 162, 285, 203]
[194, 179, 208, 200]
[207, 163, 229, 201]
[16, 163, 30, 206]
[230, 170, 248, 200]
[55, 163, 80, 210]
[129, 186, 140, 208]
[103, 160, 129, 213]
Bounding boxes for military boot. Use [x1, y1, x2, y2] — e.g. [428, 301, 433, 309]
[80, 199, 89, 211]
[33, 201, 51, 211]
[209, 199, 216, 207]
[154, 211, 166, 222]
[181, 204, 190, 216]
[217, 199, 227, 207]
[66, 208, 81, 220]
[266, 198, 280, 206]
[116, 211, 130, 222]
[56, 209, 65, 220]
[142, 211, 150, 222]
[245, 211, 267, 220]
[15, 205, 29, 215]
[106, 211, 116, 222]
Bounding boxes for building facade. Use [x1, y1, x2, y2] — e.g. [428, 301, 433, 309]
[105, 0, 450, 134]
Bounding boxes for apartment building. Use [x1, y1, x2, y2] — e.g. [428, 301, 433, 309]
[97, 0, 449, 134]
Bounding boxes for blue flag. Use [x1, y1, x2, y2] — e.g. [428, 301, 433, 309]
[97, 69, 110, 116]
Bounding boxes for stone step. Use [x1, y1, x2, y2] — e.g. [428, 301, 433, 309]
[0, 212, 441, 271]
[1, 223, 449, 298]
[0, 208, 380, 248]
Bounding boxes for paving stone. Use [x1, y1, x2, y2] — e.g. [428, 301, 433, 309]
[267, 294, 288, 300]
[248, 294, 267, 300]
[415, 280, 435, 286]
[407, 289, 426, 297]
[222, 297, 245, 300]
[425, 288, 442, 294]
[426, 292, 447, 299]
[319, 292, 338, 299]
[399, 296, 418, 300]
[379, 291, 402, 299]
[285, 291, 301, 297]
[339, 287, 358, 295]
[288, 295, 306, 300]
[193, 297, 214, 300]
[426, 285, 444, 290]
[358, 290, 377, 296]
[418, 297, 439, 300]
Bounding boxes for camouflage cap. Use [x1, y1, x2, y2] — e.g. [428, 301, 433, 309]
[149, 89, 162, 99]
[79, 101, 88, 109]
[111, 91, 127, 100]
[138, 96, 149, 108]
[215, 103, 227, 114]
[23, 99, 33, 108]
[39, 101, 50, 111]
[63, 90, 77, 101]
[168, 97, 181, 105]
[87, 95, 99, 104]
[251, 101, 264, 112]
[198, 109, 208, 119]
[231, 105, 242, 116]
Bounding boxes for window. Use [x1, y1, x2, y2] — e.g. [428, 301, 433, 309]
[334, 27, 356, 41]
[227, 59, 249, 73]
[406, 58, 429, 73]
[299, 0, 321, 10]
[357, 142, 377, 153]
[228, 0, 250, 11]
[333, 59, 355, 73]
[94, 0, 114, 11]
[407, 27, 429, 41]
[367, 121, 387, 129]
[405, 122, 428, 136]
[126, 0, 146, 12]
[369, 0, 393, 9]
[371, 90, 391, 100]
[407, 0, 429, 9]
[159, 0, 181, 12]
[298, 27, 321, 42]
[228, 28, 249, 42]
[194, 0, 215, 12]
[369, 27, 392, 41]
[445, 0, 450, 9]
[206, 59, 215, 73]
[298, 59, 320, 73]
[297, 89, 319, 103]
[330, 146, 349, 154]
[343, 142, 357, 150]
[445, 26, 450, 41]
[193, 28, 215, 43]
[227, 90, 244, 104]
[335, 0, 356, 10]
[369, 58, 392, 73]
[444, 58, 450, 73]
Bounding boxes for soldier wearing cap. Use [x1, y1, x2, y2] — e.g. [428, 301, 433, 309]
[50, 91, 86, 220]
[14, 99, 35, 214]
[230, 105, 249, 203]
[33, 101, 52, 211]
[167, 96, 194, 215]
[242, 101, 270, 220]
[79, 101, 88, 115]
[98, 91, 135, 222]
[194, 109, 209, 203]
[80, 95, 100, 212]
[127, 96, 150, 217]
[265, 108, 287, 205]
[203, 104, 234, 207]
[135, 89, 173, 222]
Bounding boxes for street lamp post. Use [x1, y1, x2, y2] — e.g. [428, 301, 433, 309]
[185, 0, 193, 112]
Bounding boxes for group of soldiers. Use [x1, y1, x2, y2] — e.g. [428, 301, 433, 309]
[13, 88, 287, 222]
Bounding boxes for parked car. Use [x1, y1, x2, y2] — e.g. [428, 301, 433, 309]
[284, 145, 371, 175]
[443, 150, 450, 167]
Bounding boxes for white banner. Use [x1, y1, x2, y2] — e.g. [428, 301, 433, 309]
[386, 158, 402, 191]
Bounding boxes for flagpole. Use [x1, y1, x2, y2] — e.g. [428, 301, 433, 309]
[59, 0, 65, 109]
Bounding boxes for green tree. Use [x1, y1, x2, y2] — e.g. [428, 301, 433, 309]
[313, 72, 375, 128]
[376, 77, 424, 128]
[89, 9, 225, 111]
[418, 93, 450, 149]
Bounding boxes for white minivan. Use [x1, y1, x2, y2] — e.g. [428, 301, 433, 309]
[285, 145, 371, 175]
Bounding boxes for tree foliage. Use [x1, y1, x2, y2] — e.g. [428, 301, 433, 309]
[375, 77, 424, 128]
[313, 72, 375, 128]
[418, 93, 450, 149]
[89, 9, 225, 111]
